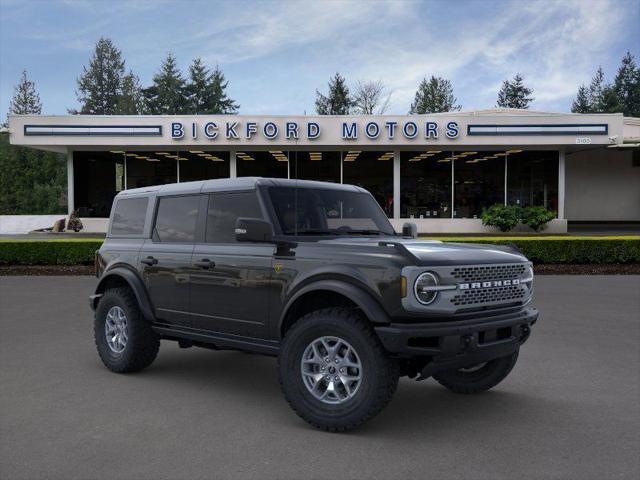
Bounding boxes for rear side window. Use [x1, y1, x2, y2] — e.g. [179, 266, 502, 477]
[110, 197, 148, 236]
[206, 192, 263, 243]
[154, 195, 200, 243]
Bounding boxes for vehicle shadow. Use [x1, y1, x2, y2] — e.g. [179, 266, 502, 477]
[135, 346, 546, 436]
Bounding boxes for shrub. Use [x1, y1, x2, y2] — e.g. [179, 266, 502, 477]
[0, 239, 103, 265]
[521, 206, 556, 232]
[481, 205, 520, 232]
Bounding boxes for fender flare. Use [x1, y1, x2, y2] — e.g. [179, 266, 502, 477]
[93, 267, 156, 323]
[278, 279, 391, 336]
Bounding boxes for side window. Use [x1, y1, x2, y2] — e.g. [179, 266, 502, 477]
[206, 192, 263, 243]
[154, 195, 200, 243]
[110, 197, 148, 236]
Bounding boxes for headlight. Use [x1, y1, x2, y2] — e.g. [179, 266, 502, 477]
[414, 272, 439, 305]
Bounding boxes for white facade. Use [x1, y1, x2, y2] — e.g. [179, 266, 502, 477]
[6, 109, 639, 234]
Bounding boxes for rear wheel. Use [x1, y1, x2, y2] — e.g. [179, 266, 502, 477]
[433, 350, 519, 394]
[278, 308, 399, 432]
[94, 287, 160, 373]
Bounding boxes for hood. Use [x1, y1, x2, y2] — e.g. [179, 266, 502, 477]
[316, 236, 527, 266]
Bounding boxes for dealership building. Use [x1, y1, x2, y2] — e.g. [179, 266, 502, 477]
[6, 109, 640, 233]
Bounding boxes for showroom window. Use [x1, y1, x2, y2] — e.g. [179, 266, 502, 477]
[453, 151, 505, 219]
[343, 150, 394, 217]
[290, 151, 341, 183]
[507, 150, 558, 212]
[401, 150, 452, 218]
[236, 151, 289, 178]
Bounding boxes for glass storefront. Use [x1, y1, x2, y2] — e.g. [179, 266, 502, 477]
[73, 149, 558, 219]
[343, 151, 394, 217]
[507, 150, 558, 212]
[401, 150, 452, 218]
[453, 151, 505, 218]
[289, 151, 341, 183]
[236, 150, 288, 178]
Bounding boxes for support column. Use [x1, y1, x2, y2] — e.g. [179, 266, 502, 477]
[393, 150, 400, 219]
[558, 149, 566, 219]
[229, 150, 237, 178]
[66, 149, 74, 216]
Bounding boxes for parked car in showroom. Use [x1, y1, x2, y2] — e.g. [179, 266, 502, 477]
[90, 177, 537, 432]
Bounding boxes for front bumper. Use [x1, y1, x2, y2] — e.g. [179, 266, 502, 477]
[375, 307, 538, 377]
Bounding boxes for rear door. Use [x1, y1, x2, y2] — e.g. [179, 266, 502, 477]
[139, 194, 202, 326]
[190, 191, 275, 338]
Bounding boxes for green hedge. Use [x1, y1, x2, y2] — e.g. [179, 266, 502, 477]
[0, 239, 103, 265]
[425, 236, 640, 264]
[0, 237, 639, 265]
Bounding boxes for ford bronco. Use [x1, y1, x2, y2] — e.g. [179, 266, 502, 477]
[90, 177, 537, 431]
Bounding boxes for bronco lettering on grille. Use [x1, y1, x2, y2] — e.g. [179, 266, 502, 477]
[459, 279, 520, 290]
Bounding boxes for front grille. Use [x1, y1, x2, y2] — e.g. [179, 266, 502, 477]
[451, 264, 527, 283]
[451, 285, 526, 307]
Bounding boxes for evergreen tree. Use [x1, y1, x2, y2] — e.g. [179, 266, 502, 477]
[315, 73, 353, 115]
[613, 51, 640, 117]
[571, 85, 591, 113]
[587, 66, 607, 111]
[496, 73, 534, 109]
[207, 65, 239, 114]
[143, 53, 188, 114]
[185, 59, 239, 114]
[8, 70, 42, 116]
[186, 58, 209, 114]
[409, 76, 460, 114]
[116, 71, 144, 115]
[75, 37, 126, 114]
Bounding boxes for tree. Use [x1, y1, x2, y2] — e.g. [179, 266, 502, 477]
[115, 71, 144, 115]
[1, 71, 66, 215]
[409, 76, 460, 114]
[186, 59, 239, 114]
[315, 73, 353, 115]
[496, 74, 534, 109]
[143, 53, 188, 114]
[587, 67, 608, 112]
[74, 37, 126, 114]
[353, 80, 391, 114]
[613, 51, 640, 117]
[571, 85, 591, 113]
[8, 70, 42, 117]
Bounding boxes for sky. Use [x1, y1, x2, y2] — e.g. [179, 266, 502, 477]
[0, 0, 638, 117]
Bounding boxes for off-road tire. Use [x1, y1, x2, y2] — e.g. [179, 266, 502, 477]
[278, 307, 399, 432]
[433, 349, 519, 394]
[94, 287, 160, 373]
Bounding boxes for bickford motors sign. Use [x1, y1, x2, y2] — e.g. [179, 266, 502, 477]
[170, 119, 461, 141]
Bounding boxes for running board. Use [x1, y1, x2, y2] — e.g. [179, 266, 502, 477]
[152, 324, 280, 356]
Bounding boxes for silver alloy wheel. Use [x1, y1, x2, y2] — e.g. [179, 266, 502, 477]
[105, 306, 128, 354]
[300, 336, 363, 405]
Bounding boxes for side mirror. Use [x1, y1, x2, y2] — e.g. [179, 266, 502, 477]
[235, 217, 274, 243]
[402, 222, 418, 239]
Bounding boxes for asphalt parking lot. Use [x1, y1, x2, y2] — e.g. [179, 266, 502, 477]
[1, 276, 638, 480]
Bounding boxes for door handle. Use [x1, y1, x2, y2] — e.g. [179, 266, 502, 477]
[141, 256, 158, 266]
[194, 258, 215, 269]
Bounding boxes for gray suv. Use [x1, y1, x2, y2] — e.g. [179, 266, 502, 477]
[90, 177, 538, 431]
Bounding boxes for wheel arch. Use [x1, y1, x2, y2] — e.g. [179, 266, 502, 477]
[279, 279, 391, 339]
[93, 266, 156, 323]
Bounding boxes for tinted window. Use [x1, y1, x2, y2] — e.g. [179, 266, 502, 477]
[206, 192, 263, 243]
[110, 197, 148, 235]
[268, 187, 395, 236]
[154, 195, 200, 243]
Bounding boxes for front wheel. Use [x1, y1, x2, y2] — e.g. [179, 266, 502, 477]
[433, 350, 519, 394]
[278, 308, 399, 432]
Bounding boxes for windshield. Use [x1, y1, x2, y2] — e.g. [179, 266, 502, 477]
[268, 186, 395, 236]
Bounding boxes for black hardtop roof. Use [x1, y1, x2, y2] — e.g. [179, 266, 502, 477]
[116, 177, 367, 198]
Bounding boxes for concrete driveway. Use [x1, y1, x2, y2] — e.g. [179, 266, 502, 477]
[1, 275, 638, 480]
